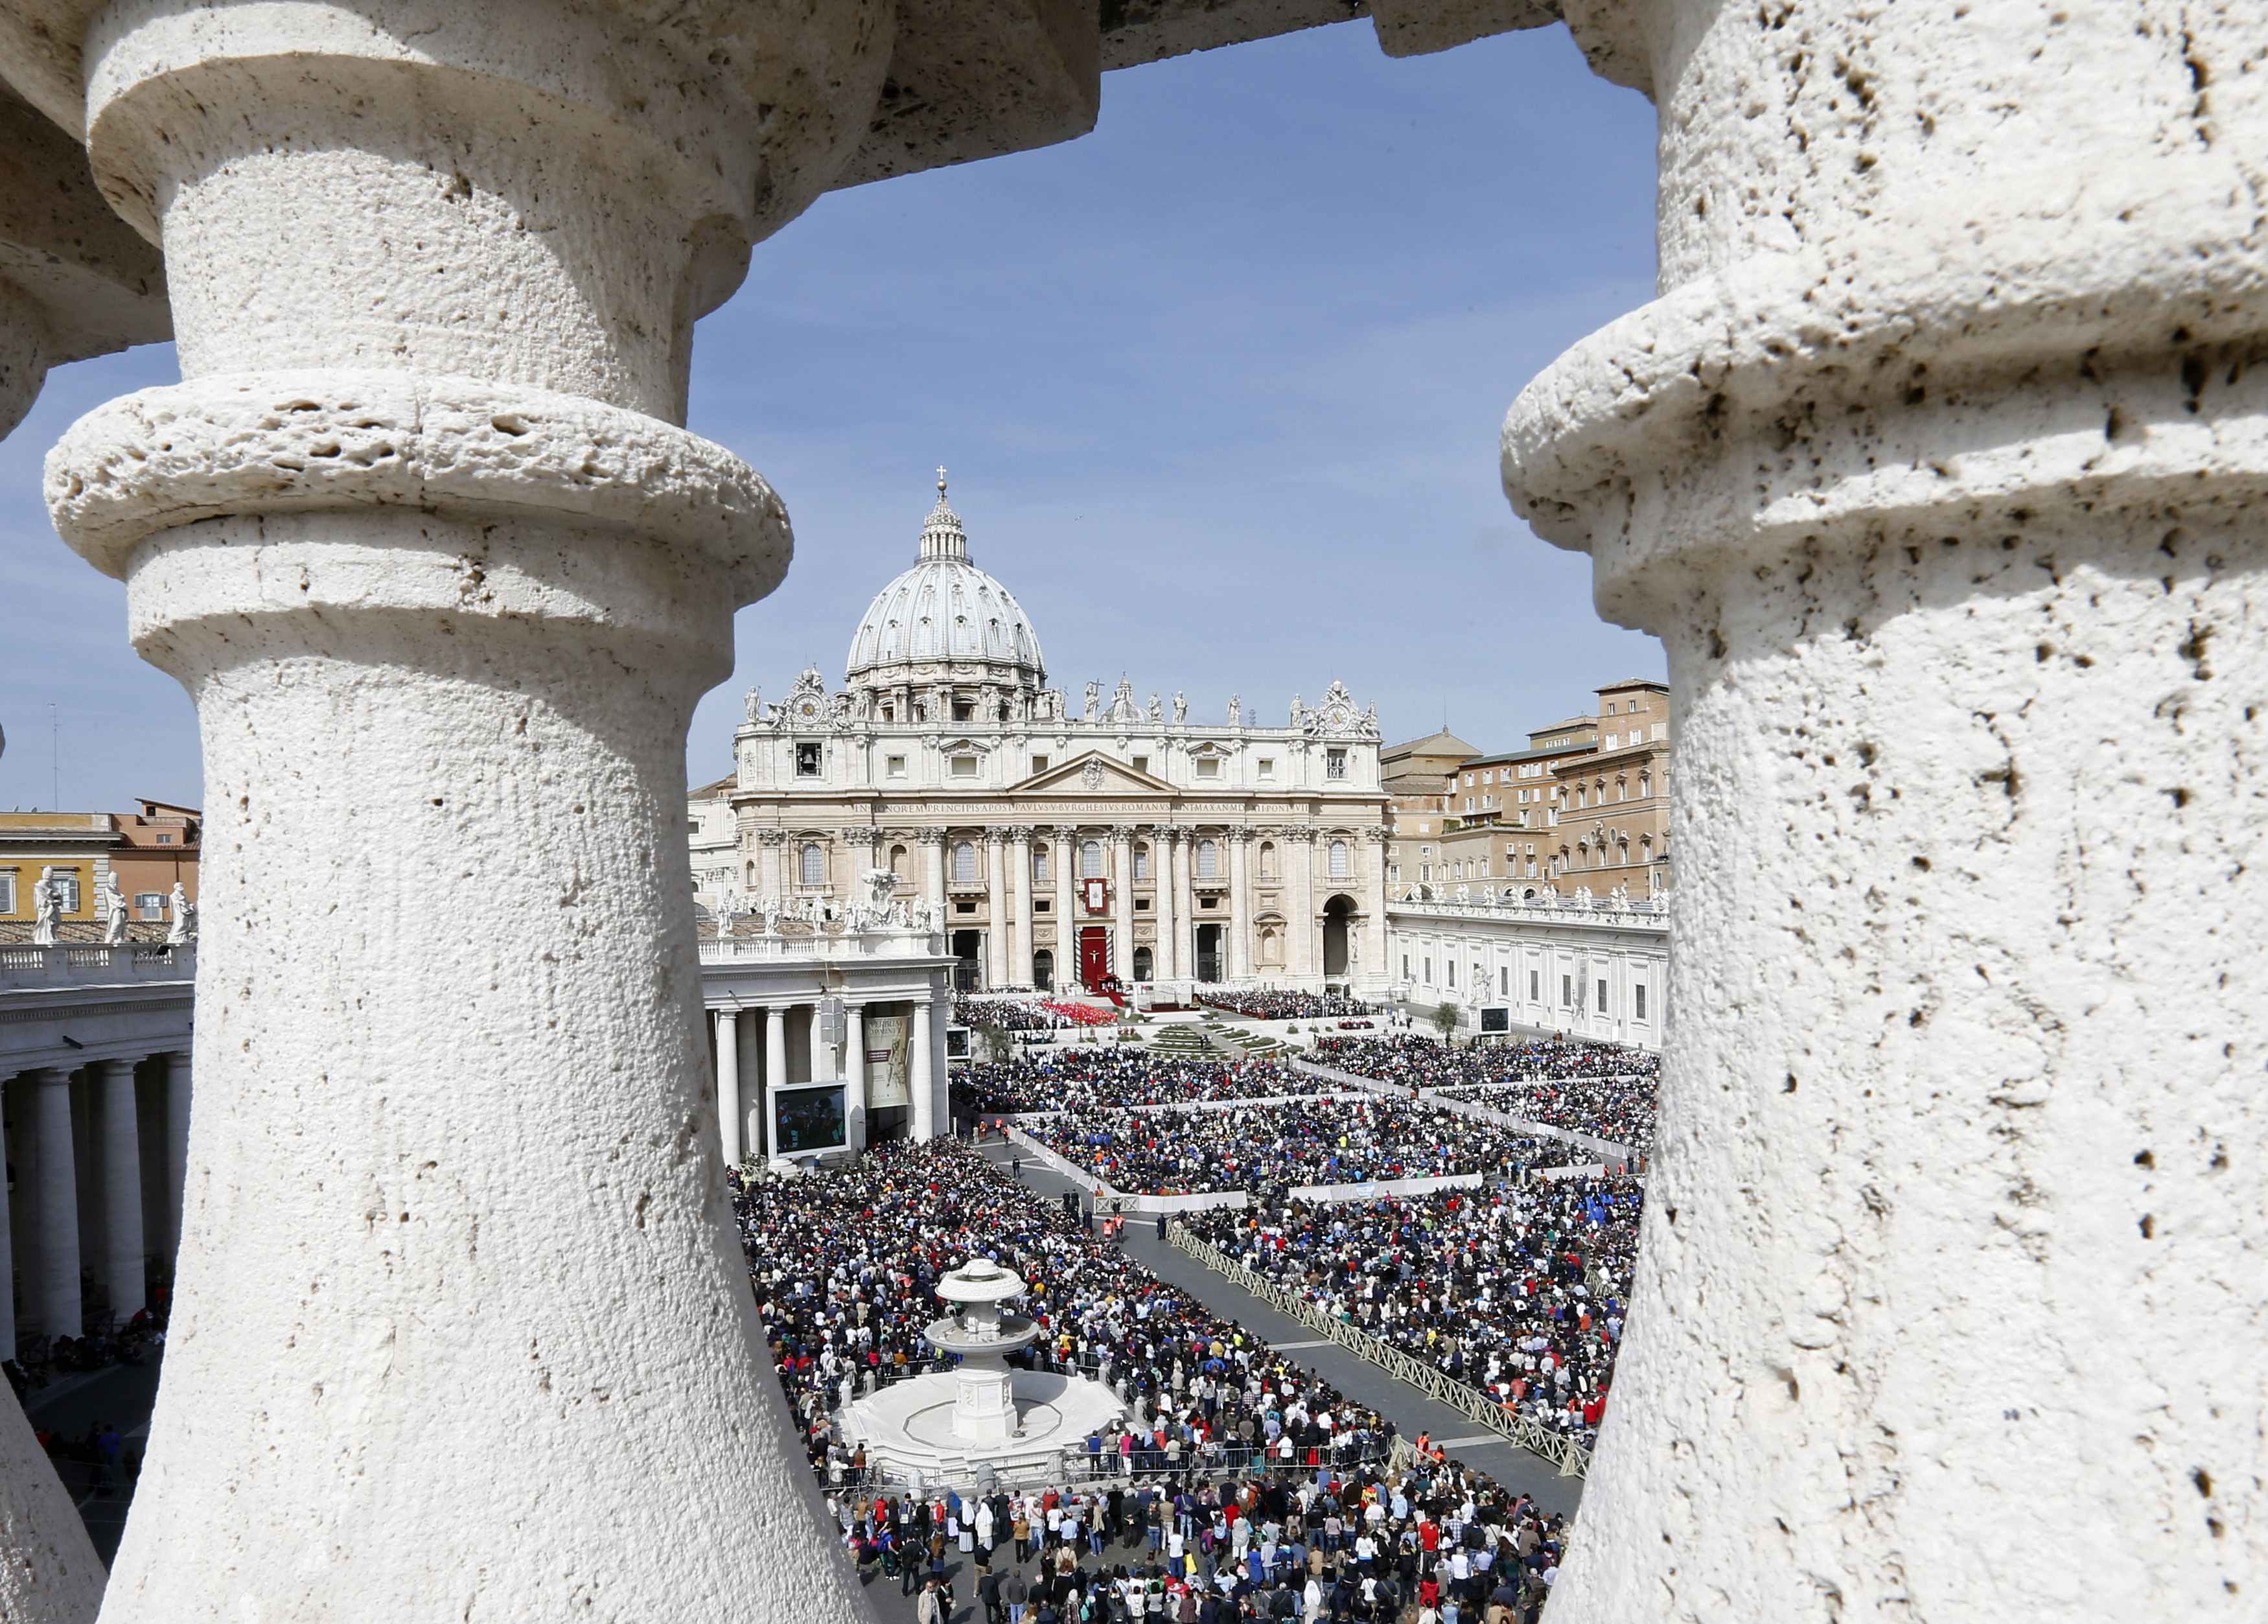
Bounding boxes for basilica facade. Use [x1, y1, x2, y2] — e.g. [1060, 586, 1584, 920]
[690, 478, 1390, 996]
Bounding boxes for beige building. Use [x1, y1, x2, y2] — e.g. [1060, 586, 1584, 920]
[1420, 680, 1671, 900]
[1380, 727, 1477, 894]
[691, 480, 1393, 996]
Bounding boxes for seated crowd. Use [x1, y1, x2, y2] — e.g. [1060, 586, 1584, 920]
[733, 1139, 1567, 1622]
[1435, 1076, 1658, 1157]
[826, 1452, 1566, 1623]
[953, 1053, 1330, 1117]
[1196, 989, 1376, 1022]
[1022, 1099, 1562, 1196]
[1183, 1177, 1643, 1454]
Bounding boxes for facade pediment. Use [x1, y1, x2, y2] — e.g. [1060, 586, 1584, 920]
[1012, 750, 1175, 796]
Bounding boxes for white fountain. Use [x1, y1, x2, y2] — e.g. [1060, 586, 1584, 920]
[835, 1257, 1125, 1485]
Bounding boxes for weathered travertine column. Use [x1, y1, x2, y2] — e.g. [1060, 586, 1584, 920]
[764, 1004, 789, 1157]
[713, 1008, 743, 1168]
[95, 1057, 143, 1320]
[37, 2, 893, 1616]
[1507, 0, 2268, 1614]
[1010, 827, 1036, 986]
[921, 830, 950, 937]
[984, 831, 1009, 988]
[1286, 831, 1314, 983]
[841, 1003, 866, 1155]
[1055, 829, 1079, 980]
[26, 1071, 77, 1340]
[1112, 826, 1137, 979]
[1227, 832, 1253, 979]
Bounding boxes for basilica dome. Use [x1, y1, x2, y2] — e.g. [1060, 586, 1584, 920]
[845, 475, 1047, 691]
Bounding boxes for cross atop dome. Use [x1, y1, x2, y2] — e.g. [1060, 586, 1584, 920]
[919, 465, 967, 563]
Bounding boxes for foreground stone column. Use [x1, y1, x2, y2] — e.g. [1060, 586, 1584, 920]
[41, 3, 892, 1617]
[95, 1057, 143, 1321]
[1507, 0, 2268, 1614]
[26, 1071, 77, 1341]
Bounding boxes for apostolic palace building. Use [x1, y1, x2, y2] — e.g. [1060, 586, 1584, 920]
[689, 476, 1391, 999]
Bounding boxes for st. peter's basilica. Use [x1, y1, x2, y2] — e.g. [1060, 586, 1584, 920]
[689, 476, 1390, 996]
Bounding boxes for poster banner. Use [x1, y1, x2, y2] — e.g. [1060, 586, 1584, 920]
[865, 1013, 910, 1109]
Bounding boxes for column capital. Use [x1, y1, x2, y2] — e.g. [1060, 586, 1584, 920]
[916, 829, 951, 847]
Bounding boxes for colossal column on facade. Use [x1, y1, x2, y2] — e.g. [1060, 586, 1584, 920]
[29, 3, 894, 1617]
[758, 829, 789, 899]
[1153, 831, 1179, 982]
[983, 831, 1009, 988]
[1506, 0, 2268, 1615]
[1008, 827, 1036, 986]
[1054, 828, 1078, 980]
[1362, 829, 1389, 988]
[920, 829, 950, 927]
[1111, 826, 1138, 978]
[1287, 831, 1316, 984]
[1227, 832, 1253, 980]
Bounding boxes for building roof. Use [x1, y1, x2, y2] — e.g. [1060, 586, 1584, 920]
[689, 772, 735, 800]
[1597, 677, 1670, 693]
[1382, 728, 1480, 760]
[844, 474, 1047, 690]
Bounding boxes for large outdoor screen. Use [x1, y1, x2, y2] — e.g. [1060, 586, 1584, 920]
[774, 1085, 847, 1154]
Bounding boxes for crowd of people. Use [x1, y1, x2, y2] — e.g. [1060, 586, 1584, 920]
[1021, 1100, 1562, 1196]
[731, 1139, 1571, 1621]
[1312, 1038, 1660, 1155]
[1183, 1176, 1643, 1456]
[826, 1453, 1568, 1621]
[1196, 990, 1377, 1022]
[952, 1054, 1330, 1118]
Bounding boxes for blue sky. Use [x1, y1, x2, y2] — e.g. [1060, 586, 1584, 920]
[0, 19, 1661, 812]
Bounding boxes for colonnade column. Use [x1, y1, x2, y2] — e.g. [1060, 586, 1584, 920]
[36, 5, 895, 1614]
[1009, 827, 1036, 986]
[27, 1070, 76, 1340]
[910, 999, 936, 1141]
[1507, 0, 2268, 1613]
[97, 1058, 145, 1321]
[840, 1005, 866, 1156]
[764, 1007, 789, 1163]
[1054, 830, 1078, 986]
[163, 1049, 192, 1257]
[983, 832, 1009, 989]
[1111, 826, 1137, 980]
[712, 1009, 741, 1168]
[1227, 832, 1253, 981]
[1153, 831, 1179, 982]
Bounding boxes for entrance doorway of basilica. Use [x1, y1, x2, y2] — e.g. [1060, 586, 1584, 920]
[1194, 923, 1223, 983]
[951, 929, 983, 991]
[1077, 927, 1109, 990]
[1321, 896, 1354, 980]
[1033, 949, 1054, 992]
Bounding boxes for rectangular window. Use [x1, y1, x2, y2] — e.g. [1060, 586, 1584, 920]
[1257, 758, 1275, 780]
[951, 699, 973, 722]
[1035, 899, 1050, 914]
[1195, 758, 1220, 779]
[156, 833, 175, 844]
[1134, 848, 1151, 881]
[1327, 748, 1348, 780]
[0, 872, 13, 913]
[1402, 954, 1411, 979]
[1132, 756, 1149, 775]
[1562, 975, 1573, 1006]
[955, 900, 976, 915]
[1446, 960, 1456, 988]
[950, 754, 978, 778]
[1634, 984, 1647, 1020]
[1030, 754, 1049, 774]
[1531, 969, 1540, 1001]
[886, 754, 907, 778]
[1422, 959, 1433, 984]
[136, 892, 165, 918]
[1032, 848, 1049, 882]
[795, 741, 822, 776]
[1598, 978, 1609, 1010]
[1500, 966, 1510, 996]
[1135, 898, 1150, 911]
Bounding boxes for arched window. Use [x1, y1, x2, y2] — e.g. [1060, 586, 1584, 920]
[1328, 839, 1349, 879]
[800, 842, 826, 886]
[1032, 844, 1049, 883]
[953, 841, 977, 883]
[1081, 840, 1104, 879]
[1132, 947, 1154, 980]
[1196, 839, 1220, 879]
[889, 844, 909, 882]
[1134, 844, 1151, 881]
[1258, 841, 1277, 881]
[1034, 948, 1055, 990]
